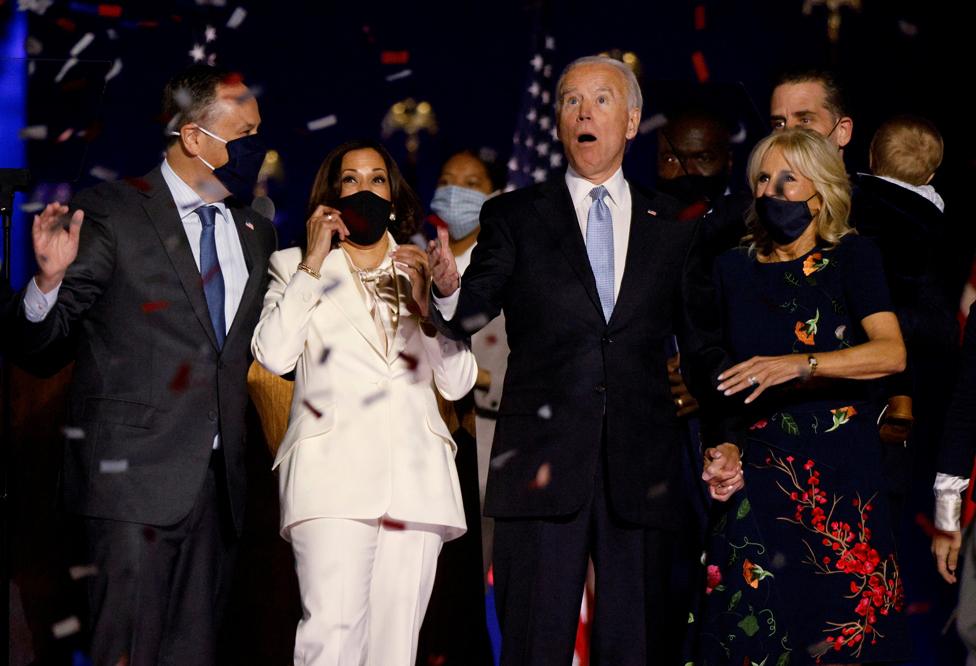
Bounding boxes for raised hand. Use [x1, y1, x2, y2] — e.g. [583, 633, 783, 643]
[32, 202, 83, 293]
[391, 244, 431, 318]
[304, 205, 349, 272]
[427, 225, 460, 297]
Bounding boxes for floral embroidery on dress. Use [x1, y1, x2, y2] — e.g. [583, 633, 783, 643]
[825, 405, 857, 433]
[794, 309, 820, 347]
[802, 252, 830, 276]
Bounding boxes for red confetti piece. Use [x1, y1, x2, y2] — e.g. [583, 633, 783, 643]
[427, 656, 446, 666]
[380, 518, 406, 530]
[222, 71, 244, 87]
[487, 564, 494, 586]
[141, 300, 169, 314]
[169, 363, 191, 392]
[677, 201, 709, 222]
[201, 264, 221, 286]
[694, 4, 706, 30]
[691, 51, 709, 83]
[98, 4, 122, 17]
[428, 213, 448, 229]
[914, 512, 939, 538]
[905, 601, 932, 615]
[398, 351, 419, 371]
[528, 462, 552, 489]
[57, 128, 75, 143]
[485, 334, 498, 345]
[381, 50, 410, 65]
[303, 400, 323, 418]
[56, 17, 77, 31]
[137, 20, 159, 28]
[125, 176, 151, 192]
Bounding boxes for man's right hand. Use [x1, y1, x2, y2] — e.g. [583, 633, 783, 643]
[32, 202, 83, 293]
[303, 205, 349, 272]
[428, 225, 460, 297]
[932, 529, 963, 584]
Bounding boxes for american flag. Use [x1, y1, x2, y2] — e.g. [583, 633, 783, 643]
[506, 32, 564, 190]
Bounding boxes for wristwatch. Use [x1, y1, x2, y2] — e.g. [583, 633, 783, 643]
[807, 354, 818, 378]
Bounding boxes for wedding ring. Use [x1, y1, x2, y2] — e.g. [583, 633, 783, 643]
[748, 375, 758, 386]
[676, 397, 684, 408]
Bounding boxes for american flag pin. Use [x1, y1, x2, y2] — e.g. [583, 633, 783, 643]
[245, 221, 254, 230]
[647, 209, 658, 216]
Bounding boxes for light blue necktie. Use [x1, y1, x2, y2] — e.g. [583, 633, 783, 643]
[196, 205, 226, 349]
[586, 185, 614, 322]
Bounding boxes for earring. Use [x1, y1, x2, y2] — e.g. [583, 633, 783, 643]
[389, 211, 397, 222]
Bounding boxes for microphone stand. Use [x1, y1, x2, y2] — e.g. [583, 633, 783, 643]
[0, 168, 30, 666]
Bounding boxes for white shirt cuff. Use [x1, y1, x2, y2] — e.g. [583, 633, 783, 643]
[934, 472, 970, 532]
[433, 287, 460, 322]
[23, 277, 60, 322]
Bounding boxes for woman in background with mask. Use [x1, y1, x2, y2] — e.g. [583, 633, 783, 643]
[251, 139, 477, 666]
[699, 129, 911, 665]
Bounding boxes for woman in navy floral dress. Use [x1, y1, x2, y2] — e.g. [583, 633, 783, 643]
[699, 129, 911, 665]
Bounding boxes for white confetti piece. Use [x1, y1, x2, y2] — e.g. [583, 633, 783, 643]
[61, 426, 85, 439]
[307, 114, 337, 131]
[90, 166, 118, 181]
[385, 69, 412, 82]
[68, 564, 98, 580]
[105, 58, 123, 82]
[21, 202, 44, 213]
[98, 459, 129, 474]
[898, 20, 918, 36]
[52, 616, 81, 639]
[69, 32, 95, 57]
[537, 404, 552, 420]
[18, 0, 53, 15]
[461, 313, 489, 333]
[490, 449, 518, 470]
[730, 122, 747, 145]
[226, 7, 247, 29]
[25, 36, 43, 55]
[106, 28, 118, 40]
[54, 57, 78, 84]
[19, 125, 47, 140]
[638, 113, 668, 135]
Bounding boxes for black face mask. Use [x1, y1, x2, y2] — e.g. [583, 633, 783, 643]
[657, 173, 729, 205]
[755, 194, 817, 244]
[338, 190, 394, 246]
[212, 134, 267, 201]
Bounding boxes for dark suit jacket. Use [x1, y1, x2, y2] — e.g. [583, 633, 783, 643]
[13, 167, 276, 533]
[431, 177, 729, 530]
[938, 300, 976, 479]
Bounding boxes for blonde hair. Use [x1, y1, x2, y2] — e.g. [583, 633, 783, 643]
[870, 115, 943, 186]
[744, 128, 852, 254]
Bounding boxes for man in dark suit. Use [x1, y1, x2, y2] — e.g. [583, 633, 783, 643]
[428, 55, 742, 665]
[13, 64, 276, 665]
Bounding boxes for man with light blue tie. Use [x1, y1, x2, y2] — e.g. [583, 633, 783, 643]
[428, 55, 742, 664]
[14, 64, 276, 666]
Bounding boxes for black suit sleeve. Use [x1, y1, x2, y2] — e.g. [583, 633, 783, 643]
[937, 301, 976, 478]
[14, 187, 117, 359]
[430, 196, 516, 340]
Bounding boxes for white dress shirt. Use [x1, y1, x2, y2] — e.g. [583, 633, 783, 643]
[434, 167, 633, 321]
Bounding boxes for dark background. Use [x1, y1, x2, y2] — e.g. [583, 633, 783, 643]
[2, 1, 974, 664]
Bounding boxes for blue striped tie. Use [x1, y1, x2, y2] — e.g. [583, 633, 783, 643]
[196, 205, 226, 349]
[586, 186, 614, 322]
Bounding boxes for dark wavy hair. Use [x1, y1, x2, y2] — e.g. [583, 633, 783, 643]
[307, 139, 422, 242]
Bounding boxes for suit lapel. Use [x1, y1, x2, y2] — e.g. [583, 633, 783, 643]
[140, 168, 220, 350]
[609, 183, 662, 327]
[534, 180, 604, 319]
[224, 206, 263, 345]
[319, 250, 387, 360]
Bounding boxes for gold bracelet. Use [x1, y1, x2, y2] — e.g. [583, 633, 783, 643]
[297, 262, 321, 280]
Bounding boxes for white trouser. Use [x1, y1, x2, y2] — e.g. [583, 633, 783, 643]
[289, 516, 444, 666]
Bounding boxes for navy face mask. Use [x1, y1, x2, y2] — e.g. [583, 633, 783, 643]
[754, 193, 818, 244]
[179, 126, 267, 201]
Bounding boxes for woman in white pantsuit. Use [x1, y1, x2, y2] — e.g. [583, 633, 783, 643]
[252, 140, 477, 666]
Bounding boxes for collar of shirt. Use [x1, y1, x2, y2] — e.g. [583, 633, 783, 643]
[161, 158, 231, 223]
[564, 165, 627, 211]
[869, 174, 945, 213]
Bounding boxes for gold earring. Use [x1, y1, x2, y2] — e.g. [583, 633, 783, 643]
[389, 211, 396, 222]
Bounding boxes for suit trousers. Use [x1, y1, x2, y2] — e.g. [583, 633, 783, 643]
[82, 452, 236, 666]
[492, 442, 674, 666]
[289, 516, 445, 666]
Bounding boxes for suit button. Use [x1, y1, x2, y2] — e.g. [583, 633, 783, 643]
[601, 335, 612, 344]
[208, 410, 217, 422]
[594, 384, 606, 393]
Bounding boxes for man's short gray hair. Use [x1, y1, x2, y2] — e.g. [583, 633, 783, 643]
[555, 55, 643, 114]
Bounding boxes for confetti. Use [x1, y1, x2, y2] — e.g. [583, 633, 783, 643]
[303, 399, 323, 418]
[188, 44, 206, 63]
[69, 32, 95, 57]
[90, 166, 118, 181]
[21, 202, 45, 213]
[99, 459, 128, 473]
[898, 20, 918, 37]
[105, 58, 123, 82]
[106, 28, 118, 39]
[226, 7, 247, 28]
[385, 69, 412, 82]
[58, 128, 75, 142]
[381, 518, 406, 530]
[694, 4, 706, 29]
[19, 0, 54, 15]
[380, 50, 409, 65]
[426, 655, 446, 666]
[691, 51, 709, 83]
[906, 601, 931, 615]
[124, 176, 151, 192]
[55, 17, 77, 31]
[362, 389, 386, 406]
[461, 313, 489, 332]
[62, 426, 85, 439]
[537, 404, 552, 420]
[68, 564, 98, 580]
[52, 616, 81, 639]
[18, 125, 48, 140]
[169, 363, 191, 392]
[914, 512, 939, 538]
[306, 114, 337, 131]
[638, 113, 668, 135]
[204, 25, 216, 42]
[485, 334, 498, 345]
[201, 263, 221, 286]
[319, 348, 331, 364]
[528, 462, 551, 489]
[398, 351, 419, 371]
[730, 122, 747, 145]
[54, 57, 79, 83]
[98, 4, 123, 17]
[25, 36, 43, 55]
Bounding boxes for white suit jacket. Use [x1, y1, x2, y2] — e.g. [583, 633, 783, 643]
[251, 239, 477, 541]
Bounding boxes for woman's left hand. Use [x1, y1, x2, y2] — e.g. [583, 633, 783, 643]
[392, 245, 431, 318]
[716, 354, 808, 404]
